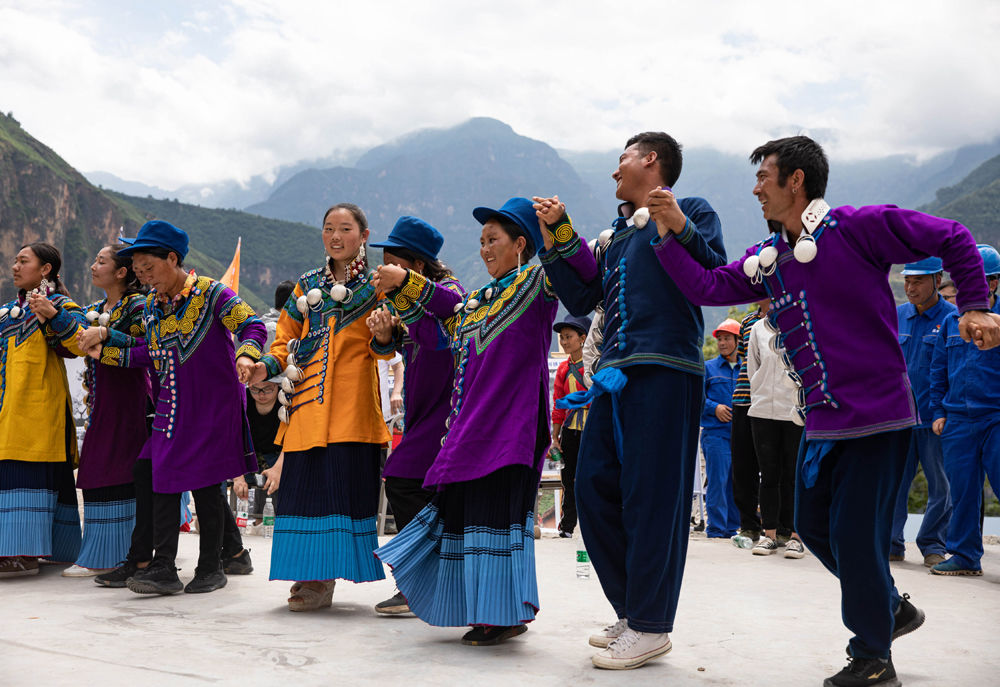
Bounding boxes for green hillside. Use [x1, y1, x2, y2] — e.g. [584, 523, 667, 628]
[920, 153, 1000, 249]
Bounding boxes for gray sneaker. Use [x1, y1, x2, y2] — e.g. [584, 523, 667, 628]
[752, 536, 778, 556]
[784, 539, 806, 559]
[375, 590, 411, 615]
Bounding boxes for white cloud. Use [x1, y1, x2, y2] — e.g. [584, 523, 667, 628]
[1, 0, 998, 188]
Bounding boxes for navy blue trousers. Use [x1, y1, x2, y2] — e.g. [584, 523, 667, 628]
[795, 429, 909, 659]
[576, 365, 701, 634]
[890, 427, 951, 558]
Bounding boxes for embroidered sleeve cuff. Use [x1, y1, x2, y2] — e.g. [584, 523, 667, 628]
[389, 269, 432, 318]
[548, 214, 576, 247]
[105, 328, 132, 348]
[48, 307, 80, 341]
[261, 353, 283, 378]
[99, 344, 127, 367]
[369, 335, 397, 357]
[235, 340, 263, 361]
[676, 218, 697, 245]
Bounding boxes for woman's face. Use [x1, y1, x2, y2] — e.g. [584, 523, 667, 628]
[12, 247, 50, 290]
[479, 220, 524, 279]
[131, 253, 177, 294]
[91, 247, 125, 290]
[323, 208, 369, 263]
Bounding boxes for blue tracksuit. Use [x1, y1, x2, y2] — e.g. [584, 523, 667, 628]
[928, 303, 1000, 569]
[701, 355, 740, 537]
[890, 298, 956, 558]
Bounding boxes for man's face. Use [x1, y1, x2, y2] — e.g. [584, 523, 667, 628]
[716, 332, 737, 358]
[753, 155, 796, 225]
[612, 143, 653, 205]
[904, 274, 938, 306]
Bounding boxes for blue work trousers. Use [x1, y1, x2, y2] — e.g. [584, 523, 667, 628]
[890, 427, 951, 558]
[796, 430, 909, 659]
[576, 365, 701, 634]
[940, 415, 1000, 569]
[700, 432, 740, 537]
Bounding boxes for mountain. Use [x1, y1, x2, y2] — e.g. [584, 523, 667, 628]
[919, 153, 1000, 249]
[247, 118, 608, 288]
[0, 112, 314, 311]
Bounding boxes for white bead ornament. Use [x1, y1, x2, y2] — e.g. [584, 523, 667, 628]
[453, 302, 463, 314]
[632, 207, 650, 229]
[284, 365, 302, 382]
[794, 233, 818, 263]
[286, 352, 296, 366]
[296, 295, 308, 314]
[277, 390, 290, 406]
[280, 377, 295, 394]
[465, 298, 480, 311]
[85, 311, 99, 323]
[758, 245, 778, 268]
[98, 312, 111, 327]
[743, 255, 761, 278]
[10, 306, 21, 319]
[330, 284, 349, 302]
[306, 288, 322, 306]
[278, 406, 289, 423]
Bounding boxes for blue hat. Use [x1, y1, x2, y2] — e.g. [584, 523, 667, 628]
[901, 257, 943, 276]
[553, 314, 592, 335]
[978, 244, 1000, 276]
[117, 220, 189, 259]
[370, 216, 444, 262]
[472, 197, 543, 260]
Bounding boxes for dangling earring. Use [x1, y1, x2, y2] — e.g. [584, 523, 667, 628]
[359, 242, 367, 267]
[516, 251, 522, 276]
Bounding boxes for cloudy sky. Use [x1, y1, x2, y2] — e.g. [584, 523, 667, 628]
[2, 0, 998, 189]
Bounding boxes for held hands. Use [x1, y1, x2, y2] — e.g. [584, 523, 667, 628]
[246, 361, 268, 385]
[932, 417, 946, 436]
[715, 404, 733, 423]
[366, 304, 397, 345]
[646, 187, 688, 238]
[235, 357, 257, 384]
[27, 291, 57, 321]
[77, 326, 105, 352]
[532, 195, 566, 252]
[372, 264, 407, 293]
[958, 310, 1000, 350]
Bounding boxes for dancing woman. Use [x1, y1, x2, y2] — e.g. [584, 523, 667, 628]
[374, 197, 557, 646]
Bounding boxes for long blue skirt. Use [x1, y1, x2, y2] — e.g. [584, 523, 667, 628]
[0, 459, 81, 561]
[76, 483, 136, 569]
[375, 464, 540, 627]
[269, 442, 385, 583]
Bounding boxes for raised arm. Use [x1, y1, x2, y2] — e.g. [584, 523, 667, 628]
[534, 197, 604, 317]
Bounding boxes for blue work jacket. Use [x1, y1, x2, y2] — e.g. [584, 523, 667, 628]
[929, 305, 1000, 420]
[701, 354, 739, 437]
[897, 297, 957, 427]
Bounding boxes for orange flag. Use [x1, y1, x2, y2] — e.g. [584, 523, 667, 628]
[220, 237, 241, 294]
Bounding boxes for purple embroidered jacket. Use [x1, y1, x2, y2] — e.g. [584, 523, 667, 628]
[653, 204, 988, 441]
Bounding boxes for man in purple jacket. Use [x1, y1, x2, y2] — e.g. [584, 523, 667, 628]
[646, 135, 1000, 687]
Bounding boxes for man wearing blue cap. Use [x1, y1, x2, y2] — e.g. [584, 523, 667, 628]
[551, 314, 593, 539]
[889, 257, 956, 567]
[534, 132, 726, 669]
[928, 244, 1000, 576]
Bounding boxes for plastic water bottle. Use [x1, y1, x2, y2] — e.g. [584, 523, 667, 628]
[576, 549, 591, 579]
[262, 498, 275, 539]
[732, 533, 755, 549]
[247, 489, 256, 525]
[236, 496, 249, 530]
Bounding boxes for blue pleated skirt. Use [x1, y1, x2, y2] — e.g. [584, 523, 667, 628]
[76, 483, 136, 569]
[0, 459, 81, 561]
[269, 442, 385, 583]
[376, 464, 540, 627]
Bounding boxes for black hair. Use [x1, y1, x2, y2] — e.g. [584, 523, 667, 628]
[381, 246, 452, 282]
[626, 131, 683, 187]
[128, 245, 185, 268]
[274, 280, 296, 310]
[491, 217, 536, 261]
[21, 242, 69, 296]
[323, 202, 368, 231]
[750, 135, 829, 200]
[104, 245, 144, 297]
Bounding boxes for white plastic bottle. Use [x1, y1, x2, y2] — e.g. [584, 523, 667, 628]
[576, 548, 590, 579]
[236, 496, 249, 530]
[262, 498, 275, 539]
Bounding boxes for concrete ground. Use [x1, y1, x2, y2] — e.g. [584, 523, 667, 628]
[2, 530, 998, 687]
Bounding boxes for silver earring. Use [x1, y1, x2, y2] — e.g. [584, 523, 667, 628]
[516, 251, 522, 275]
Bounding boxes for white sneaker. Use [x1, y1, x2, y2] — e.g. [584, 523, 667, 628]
[784, 539, 805, 559]
[588, 618, 628, 648]
[752, 535, 778, 556]
[61, 564, 111, 577]
[592, 627, 672, 669]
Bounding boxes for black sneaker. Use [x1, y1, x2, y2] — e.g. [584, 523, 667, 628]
[126, 562, 183, 595]
[94, 560, 140, 588]
[824, 655, 900, 687]
[184, 569, 227, 594]
[892, 592, 925, 641]
[374, 590, 411, 615]
[558, 530, 573, 539]
[222, 549, 253, 575]
[461, 624, 528, 646]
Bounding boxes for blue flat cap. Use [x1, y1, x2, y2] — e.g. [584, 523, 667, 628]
[117, 220, 189, 259]
[472, 197, 543, 260]
[370, 216, 444, 262]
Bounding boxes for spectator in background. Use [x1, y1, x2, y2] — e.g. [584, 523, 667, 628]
[730, 300, 769, 548]
[890, 258, 955, 568]
[378, 354, 405, 421]
[928, 244, 1000, 576]
[746, 317, 805, 559]
[551, 314, 592, 539]
[701, 319, 742, 539]
[939, 279, 957, 306]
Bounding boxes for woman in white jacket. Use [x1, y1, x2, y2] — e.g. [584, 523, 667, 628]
[746, 317, 806, 559]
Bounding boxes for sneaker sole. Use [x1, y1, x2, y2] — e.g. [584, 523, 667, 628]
[892, 607, 925, 641]
[222, 565, 254, 575]
[461, 624, 528, 646]
[62, 568, 111, 577]
[929, 568, 983, 576]
[589, 635, 616, 649]
[184, 578, 228, 594]
[752, 548, 777, 556]
[592, 639, 672, 669]
[126, 578, 184, 595]
[823, 677, 899, 687]
[0, 568, 40, 578]
[94, 577, 128, 588]
[375, 604, 411, 615]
